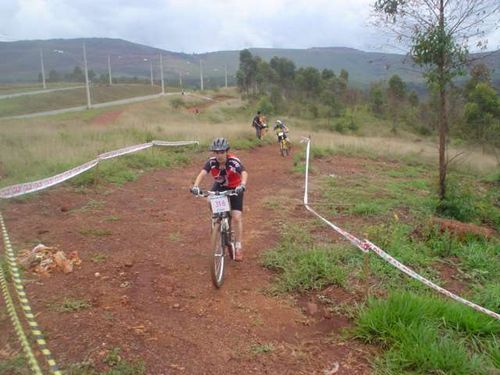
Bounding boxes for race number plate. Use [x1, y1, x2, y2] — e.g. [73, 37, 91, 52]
[278, 132, 284, 137]
[209, 195, 231, 213]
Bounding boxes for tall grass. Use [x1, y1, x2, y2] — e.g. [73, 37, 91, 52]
[293, 129, 498, 175]
[355, 292, 500, 374]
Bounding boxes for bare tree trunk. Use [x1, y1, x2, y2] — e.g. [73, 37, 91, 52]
[438, 0, 447, 202]
[439, 86, 448, 201]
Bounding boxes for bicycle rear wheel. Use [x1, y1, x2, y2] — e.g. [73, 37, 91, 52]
[210, 222, 225, 288]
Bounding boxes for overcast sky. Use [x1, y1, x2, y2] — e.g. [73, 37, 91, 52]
[1, 0, 499, 53]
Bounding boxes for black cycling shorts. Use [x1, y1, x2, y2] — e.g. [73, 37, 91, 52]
[211, 183, 244, 212]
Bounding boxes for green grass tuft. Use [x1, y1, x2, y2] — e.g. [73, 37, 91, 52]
[0, 355, 29, 375]
[261, 225, 347, 292]
[250, 343, 275, 355]
[51, 297, 92, 313]
[355, 292, 500, 374]
[103, 348, 145, 375]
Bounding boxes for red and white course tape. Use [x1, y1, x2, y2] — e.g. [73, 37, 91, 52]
[300, 136, 499, 321]
[0, 140, 198, 199]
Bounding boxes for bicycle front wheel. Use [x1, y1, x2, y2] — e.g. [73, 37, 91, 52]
[280, 140, 287, 157]
[210, 222, 225, 288]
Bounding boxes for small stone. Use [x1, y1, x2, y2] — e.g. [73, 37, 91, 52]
[323, 361, 340, 374]
[94, 272, 101, 277]
[120, 295, 129, 305]
[172, 303, 180, 309]
[306, 302, 318, 316]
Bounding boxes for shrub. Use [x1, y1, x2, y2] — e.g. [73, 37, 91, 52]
[257, 95, 274, 115]
[170, 97, 185, 109]
[436, 178, 477, 222]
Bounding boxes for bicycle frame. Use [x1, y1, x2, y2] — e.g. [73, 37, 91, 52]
[277, 132, 289, 156]
[194, 189, 237, 288]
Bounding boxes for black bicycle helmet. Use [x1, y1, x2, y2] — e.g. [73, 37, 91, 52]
[210, 137, 230, 151]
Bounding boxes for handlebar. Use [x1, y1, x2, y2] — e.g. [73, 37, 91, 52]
[193, 189, 238, 197]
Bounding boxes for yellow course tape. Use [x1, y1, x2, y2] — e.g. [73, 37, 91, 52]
[0, 212, 62, 374]
[0, 259, 43, 374]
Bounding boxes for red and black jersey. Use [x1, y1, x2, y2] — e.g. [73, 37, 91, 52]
[203, 154, 245, 188]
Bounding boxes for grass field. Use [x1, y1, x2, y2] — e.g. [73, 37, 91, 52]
[1, 86, 497, 188]
[0, 83, 173, 117]
[0, 82, 82, 95]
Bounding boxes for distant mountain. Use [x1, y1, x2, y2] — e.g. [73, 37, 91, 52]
[1, 38, 498, 89]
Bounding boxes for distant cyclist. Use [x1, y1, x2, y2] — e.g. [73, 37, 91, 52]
[191, 138, 248, 261]
[273, 119, 290, 143]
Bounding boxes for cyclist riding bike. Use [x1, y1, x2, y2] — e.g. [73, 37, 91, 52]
[273, 119, 290, 142]
[191, 138, 248, 261]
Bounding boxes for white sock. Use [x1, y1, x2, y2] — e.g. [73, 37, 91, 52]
[235, 241, 242, 250]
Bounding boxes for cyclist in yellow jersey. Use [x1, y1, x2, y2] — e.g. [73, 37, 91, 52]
[273, 119, 290, 141]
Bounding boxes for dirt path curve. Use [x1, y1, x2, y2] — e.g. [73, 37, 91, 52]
[1, 144, 372, 374]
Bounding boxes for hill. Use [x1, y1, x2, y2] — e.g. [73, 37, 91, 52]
[0, 38, 499, 88]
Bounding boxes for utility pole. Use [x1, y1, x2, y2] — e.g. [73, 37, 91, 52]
[224, 64, 228, 88]
[150, 61, 154, 86]
[83, 43, 92, 109]
[107, 55, 113, 86]
[179, 72, 183, 89]
[40, 48, 46, 89]
[199, 60, 204, 91]
[160, 54, 165, 95]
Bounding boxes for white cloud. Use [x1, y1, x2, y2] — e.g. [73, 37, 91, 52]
[0, 0, 498, 53]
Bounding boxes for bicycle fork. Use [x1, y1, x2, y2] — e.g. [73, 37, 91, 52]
[221, 218, 235, 259]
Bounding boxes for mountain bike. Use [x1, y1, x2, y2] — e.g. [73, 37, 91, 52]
[277, 131, 290, 156]
[194, 189, 237, 288]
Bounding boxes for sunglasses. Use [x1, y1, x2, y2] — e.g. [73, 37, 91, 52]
[213, 150, 226, 154]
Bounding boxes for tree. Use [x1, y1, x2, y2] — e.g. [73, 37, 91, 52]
[388, 74, 406, 99]
[408, 91, 419, 107]
[464, 83, 500, 148]
[295, 67, 321, 98]
[338, 69, 349, 94]
[255, 59, 276, 94]
[98, 73, 109, 84]
[374, 0, 499, 202]
[369, 82, 385, 116]
[464, 63, 491, 96]
[70, 66, 85, 82]
[321, 69, 335, 80]
[236, 49, 258, 96]
[387, 74, 407, 132]
[269, 85, 284, 112]
[48, 69, 60, 82]
[269, 57, 296, 97]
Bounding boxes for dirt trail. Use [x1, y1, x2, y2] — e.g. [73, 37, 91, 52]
[1, 145, 372, 374]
